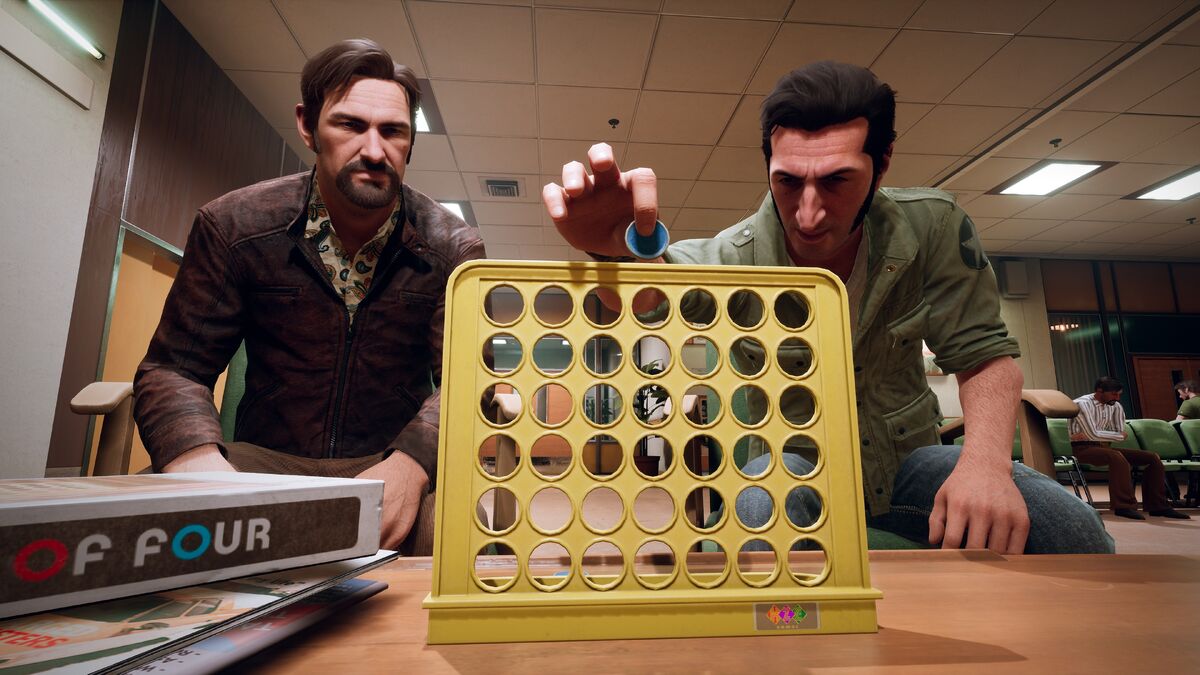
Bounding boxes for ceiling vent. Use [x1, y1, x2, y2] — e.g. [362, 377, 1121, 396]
[480, 177, 523, 198]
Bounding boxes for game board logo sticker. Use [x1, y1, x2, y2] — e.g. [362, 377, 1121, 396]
[753, 602, 819, 631]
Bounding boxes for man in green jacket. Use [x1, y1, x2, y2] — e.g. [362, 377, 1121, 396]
[542, 61, 1113, 554]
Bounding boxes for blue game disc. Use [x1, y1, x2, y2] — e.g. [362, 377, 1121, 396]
[624, 220, 669, 259]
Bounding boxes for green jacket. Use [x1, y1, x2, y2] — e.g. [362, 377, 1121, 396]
[664, 188, 1020, 515]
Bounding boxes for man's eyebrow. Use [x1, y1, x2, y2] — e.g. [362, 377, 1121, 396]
[327, 112, 410, 129]
[770, 166, 861, 180]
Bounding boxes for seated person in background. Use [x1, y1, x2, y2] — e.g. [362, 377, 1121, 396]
[134, 39, 485, 551]
[1176, 380, 1199, 420]
[1070, 377, 1189, 520]
[543, 60, 1114, 554]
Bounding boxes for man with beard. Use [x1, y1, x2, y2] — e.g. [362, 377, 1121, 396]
[134, 39, 484, 552]
[543, 61, 1113, 553]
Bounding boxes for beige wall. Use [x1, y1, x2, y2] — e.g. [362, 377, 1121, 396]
[927, 257, 1057, 420]
[0, 0, 122, 478]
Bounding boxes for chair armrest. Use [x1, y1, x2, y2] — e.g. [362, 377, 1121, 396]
[1020, 389, 1079, 418]
[492, 392, 522, 423]
[937, 417, 964, 444]
[71, 382, 134, 414]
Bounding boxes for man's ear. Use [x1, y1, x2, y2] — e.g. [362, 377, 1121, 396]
[296, 103, 317, 153]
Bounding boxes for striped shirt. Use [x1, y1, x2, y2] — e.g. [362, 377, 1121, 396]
[1069, 394, 1126, 443]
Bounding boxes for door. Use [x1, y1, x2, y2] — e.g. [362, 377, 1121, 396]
[1131, 356, 1200, 420]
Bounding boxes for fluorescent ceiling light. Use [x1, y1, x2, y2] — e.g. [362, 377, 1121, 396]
[29, 0, 103, 59]
[415, 107, 430, 133]
[1136, 168, 1200, 200]
[999, 163, 1103, 196]
[439, 202, 464, 218]
[492, 337, 508, 345]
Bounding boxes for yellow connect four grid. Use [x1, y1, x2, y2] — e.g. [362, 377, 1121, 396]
[425, 261, 880, 644]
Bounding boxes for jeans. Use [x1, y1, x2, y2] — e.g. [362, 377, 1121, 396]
[735, 445, 1115, 554]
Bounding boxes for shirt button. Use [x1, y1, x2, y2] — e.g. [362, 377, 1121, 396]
[898, 427, 907, 435]
[742, 229, 751, 236]
[875, 488, 884, 495]
[854, 366, 862, 373]
[885, 264, 897, 273]
[862, 438, 870, 446]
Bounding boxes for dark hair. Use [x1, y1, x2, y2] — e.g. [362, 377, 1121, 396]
[300, 39, 421, 155]
[760, 61, 896, 172]
[1176, 380, 1197, 393]
[1094, 376, 1123, 393]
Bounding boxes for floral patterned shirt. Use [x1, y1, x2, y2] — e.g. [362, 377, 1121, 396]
[304, 176, 402, 321]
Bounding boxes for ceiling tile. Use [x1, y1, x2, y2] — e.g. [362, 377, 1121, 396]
[449, 136, 539, 173]
[644, 16, 775, 93]
[966, 108, 1041, 156]
[1053, 241, 1125, 255]
[968, 217, 1002, 231]
[623, 143, 712, 179]
[462, 172, 542, 203]
[538, 86, 638, 141]
[486, 243, 523, 258]
[474, 202, 545, 226]
[662, 0, 791, 20]
[1067, 44, 1200, 113]
[894, 102, 934, 136]
[407, 1, 533, 81]
[478, 224, 542, 245]
[685, 181, 766, 209]
[942, 157, 1038, 192]
[533, 0, 659, 10]
[658, 180, 696, 207]
[1064, 163, 1192, 197]
[979, 238, 1020, 251]
[1127, 122, 1200, 164]
[1091, 222, 1184, 243]
[1051, 113, 1197, 161]
[1168, 16, 1200, 46]
[1029, 219, 1120, 240]
[883, 154, 960, 187]
[1020, 0, 1181, 41]
[748, 24, 896, 94]
[1000, 240, 1070, 254]
[657, 207, 681, 227]
[904, 0, 1052, 33]
[273, 0, 425, 76]
[945, 37, 1120, 108]
[993, 110, 1116, 159]
[719, 95, 765, 147]
[871, 30, 1009, 104]
[674, 208, 748, 231]
[432, 81, 537, 137]
[1145, 226, 1200, 245]
[520, 243, 572, 261]
[786, 0, 923, 27]
[1136, 199, 1200, 224]
[699, 147, 767, 182]
[535, 9, 656, 88]
[981, 219, 1064, 239]
[1131, 69, 1200, 116]
[1080, 198, 1170, 222]
[897, 105, 1026, 155]
[1014, 194, 1115, 219]
[403, 170, 467, 200]
[408, 134, 458, 172]
[539, 139, 627, 176]
[964, 194, 1045, 218]
[630, 91, 739, 145]
[164, 0, 305, 72]
[227, 70, 300, 128]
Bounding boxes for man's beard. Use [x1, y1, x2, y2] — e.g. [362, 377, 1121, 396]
[336, 158, 401, 209]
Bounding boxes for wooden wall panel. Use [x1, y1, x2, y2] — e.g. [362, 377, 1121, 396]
[1174, 263, 1200, 314]
[1040, 260, 1099, 312]
[49, 0, 296, 471]
[47, 0, 154, 470]
[125, 8, 283, 248]
[1112, 262, 1176, 313]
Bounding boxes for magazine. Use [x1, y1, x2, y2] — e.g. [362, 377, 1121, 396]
[0, 550, 397, 674]
[129, 577, 387, 674]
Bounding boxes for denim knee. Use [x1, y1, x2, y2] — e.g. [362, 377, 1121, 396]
[735, 453, 820, 551]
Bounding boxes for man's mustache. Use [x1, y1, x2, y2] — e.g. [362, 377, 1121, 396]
[341, 158, 399, 181]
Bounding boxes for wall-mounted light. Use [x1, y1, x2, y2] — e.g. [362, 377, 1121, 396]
[29, 0, 103, 60]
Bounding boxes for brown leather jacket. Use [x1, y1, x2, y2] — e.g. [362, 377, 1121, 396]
[134, 171, 485, 485]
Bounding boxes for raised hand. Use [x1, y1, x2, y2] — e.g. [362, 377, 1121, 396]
[542, 143, 661, 257]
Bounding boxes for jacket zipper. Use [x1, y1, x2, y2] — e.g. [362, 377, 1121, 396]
[327, 305, 355, 458]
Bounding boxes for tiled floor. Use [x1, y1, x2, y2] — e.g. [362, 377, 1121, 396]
[1076, 483, 1200, 555]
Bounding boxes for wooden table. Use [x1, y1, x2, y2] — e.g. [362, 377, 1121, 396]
[236, 550, 1198, 673]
